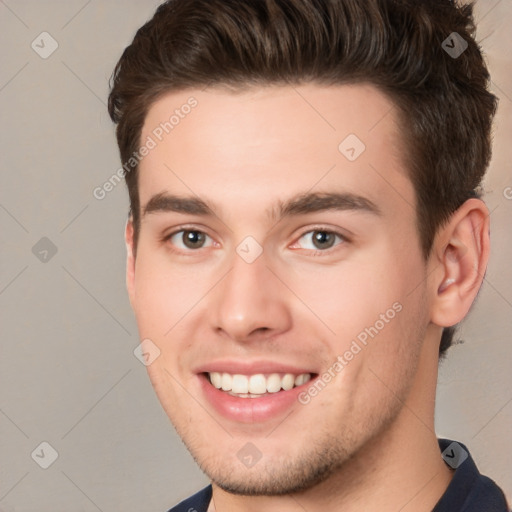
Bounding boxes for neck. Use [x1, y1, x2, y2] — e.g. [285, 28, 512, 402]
[209, 330, 453, 512]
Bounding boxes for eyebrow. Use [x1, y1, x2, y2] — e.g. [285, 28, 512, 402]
[142, 191, 381, 221]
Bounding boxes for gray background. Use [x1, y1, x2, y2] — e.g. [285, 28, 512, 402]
[0, 1, 510, 510]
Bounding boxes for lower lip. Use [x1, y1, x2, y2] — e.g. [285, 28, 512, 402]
[199, 374, 313, 424]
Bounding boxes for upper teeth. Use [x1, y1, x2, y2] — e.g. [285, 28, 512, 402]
[208, 372, 311, 394]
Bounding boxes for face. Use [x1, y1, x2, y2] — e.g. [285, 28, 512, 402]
[127, 84, 431, 494]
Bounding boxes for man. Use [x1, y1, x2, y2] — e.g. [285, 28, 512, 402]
[108, 0, 509, 510]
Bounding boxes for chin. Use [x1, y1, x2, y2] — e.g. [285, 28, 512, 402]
[189, 439, 354, 496]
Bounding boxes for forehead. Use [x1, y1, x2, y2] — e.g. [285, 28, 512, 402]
[137, 84, 415, 222]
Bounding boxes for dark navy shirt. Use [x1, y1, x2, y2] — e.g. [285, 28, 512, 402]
[168, 439, 509, 511]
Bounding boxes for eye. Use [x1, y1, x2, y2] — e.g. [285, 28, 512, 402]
[166, 229, 214, 250]
[294, 229, 346, 252]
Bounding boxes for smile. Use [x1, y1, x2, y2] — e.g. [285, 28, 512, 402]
[207, 372, 313, 397]
[197, 366, 319, 423]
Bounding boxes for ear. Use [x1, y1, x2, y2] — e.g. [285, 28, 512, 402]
[125, 217, 136, 308]
[429, 198, 490, 328]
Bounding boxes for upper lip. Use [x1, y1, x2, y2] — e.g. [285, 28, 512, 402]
[194, 360, 317, 375]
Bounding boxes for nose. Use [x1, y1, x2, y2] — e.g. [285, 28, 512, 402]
[208, 250, 293, 343]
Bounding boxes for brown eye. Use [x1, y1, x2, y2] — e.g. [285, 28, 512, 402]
[312, 231, 336, 250]
[167, 229, 213, 250]
[295, 229, 345, 252]
[182, 230, 206, 249]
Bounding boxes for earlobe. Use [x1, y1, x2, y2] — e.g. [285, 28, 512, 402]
[125, 218, 136, 307]
[430, 199, 490, 328]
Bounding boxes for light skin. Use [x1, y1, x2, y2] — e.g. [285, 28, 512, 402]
[124, 84, 490, 511]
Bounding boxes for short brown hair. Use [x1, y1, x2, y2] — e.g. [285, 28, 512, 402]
[108, 0, 497, 355]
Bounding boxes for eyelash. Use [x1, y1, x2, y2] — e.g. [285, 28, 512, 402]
[293, 228, 348, 256]
[162, 225, 349, 256]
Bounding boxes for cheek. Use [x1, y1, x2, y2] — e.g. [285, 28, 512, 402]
[289, 243, 426, 376]
[289, 258, 403, 342]
[132, 248, 208, 334]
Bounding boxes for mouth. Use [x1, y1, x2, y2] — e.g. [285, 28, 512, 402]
[206, 371, 313, 398]
[197, 368, 318, 423]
